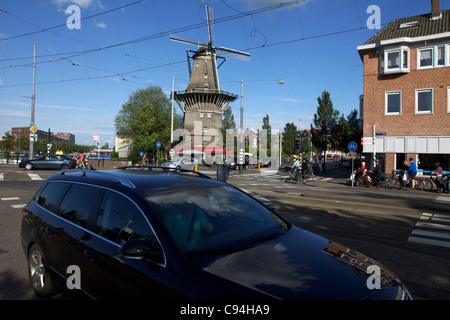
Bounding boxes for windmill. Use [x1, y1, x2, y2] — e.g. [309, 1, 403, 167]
[170, 5, 250, 147]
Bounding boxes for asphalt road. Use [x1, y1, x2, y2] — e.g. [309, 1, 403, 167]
[1, 163, 449, 300]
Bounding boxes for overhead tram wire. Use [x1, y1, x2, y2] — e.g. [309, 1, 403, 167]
[0, 0, 146, 42]
[0, 0, 308, 68]
[0, 0, 379, 88]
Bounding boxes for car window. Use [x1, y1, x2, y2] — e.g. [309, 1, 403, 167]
[37, 182, 70, 214]
[94, 190, 156, 245]
[146, 185, 289, 254]
[57, 184, 102, 228]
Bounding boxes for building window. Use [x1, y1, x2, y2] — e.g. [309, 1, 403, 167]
[382, 47, 409, 74]
[419, 48, 433, 68]
[415, 88, 433, 114]
[200, 112, 204, 118]
[385, 91, 402, 115]
[418, 45, 450, 69]
[437, 46, 445, 66]
[207, 112, 211, 118]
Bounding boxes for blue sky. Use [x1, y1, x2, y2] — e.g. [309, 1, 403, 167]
[1, 0, 448, 146]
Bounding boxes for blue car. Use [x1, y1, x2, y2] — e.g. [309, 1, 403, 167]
[19, 153, 77, 170]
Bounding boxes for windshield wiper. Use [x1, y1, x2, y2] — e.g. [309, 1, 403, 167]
[185, 246, 241, 256]
[239, 230, 286, 250]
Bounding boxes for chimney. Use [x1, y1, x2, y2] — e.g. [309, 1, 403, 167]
[431, 0, 440, 19]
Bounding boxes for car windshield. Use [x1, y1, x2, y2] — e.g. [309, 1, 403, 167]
[146, 184, 289, 255]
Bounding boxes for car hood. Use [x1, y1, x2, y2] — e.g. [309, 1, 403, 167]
[188, 227, 406, 300]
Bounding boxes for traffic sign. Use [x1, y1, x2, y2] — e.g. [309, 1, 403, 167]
[30, 125, 38, 134]
[348, 141, 358, 152]
[156, 141, 161, 148]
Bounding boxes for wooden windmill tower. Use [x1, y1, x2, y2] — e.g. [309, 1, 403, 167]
[170, 5, 250, 144]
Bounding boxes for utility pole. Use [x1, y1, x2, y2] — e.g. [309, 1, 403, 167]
[29, 42, 36, 160]
[239, 80, 244, 173]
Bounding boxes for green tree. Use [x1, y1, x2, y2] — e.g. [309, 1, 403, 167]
[114, 85, 182, 162]
[262, 114, 272, 156]
[282, 122, 297, 156]
[1, 131, 15, 152]
[347, 109, 363, 153]
[311, 90, 340, 159]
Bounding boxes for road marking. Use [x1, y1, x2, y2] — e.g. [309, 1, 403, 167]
[434, 195, 450, 203]
[0, 172, 3, 180]
[27, 173, 42, 180]
[11, 204, 26, 209]
[1, 197, 20, 201]
[407, 212, 450, 248]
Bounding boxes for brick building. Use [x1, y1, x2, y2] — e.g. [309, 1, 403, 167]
[357, 1, 450, 174]
[11, 126, 75, 144]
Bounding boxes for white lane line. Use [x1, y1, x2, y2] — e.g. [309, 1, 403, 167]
[11, 204, 27, 209]
[1, 197, 21, 201]
[0, 172, 4, 180]
[27, 173, 42, 180]
[434, 195, 450, 203]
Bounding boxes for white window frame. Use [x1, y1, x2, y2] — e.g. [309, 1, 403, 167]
[447, 87, 450, 113]
[415, 88, 433, 114]
[417, 44, 450, 69]
[385, 91, 402, 116]
[382, 47, 410, 74]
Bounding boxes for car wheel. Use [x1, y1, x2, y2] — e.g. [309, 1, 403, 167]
[28, 243, 58, 298]
[25, 163, 33, 170]
[60, 164, 70, 170]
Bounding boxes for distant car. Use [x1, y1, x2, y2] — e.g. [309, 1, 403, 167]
[161, 157, 195, 170]
[19, 154, 77, 170]
[20, 167, 412, 300]
[259, 157, 275, 167]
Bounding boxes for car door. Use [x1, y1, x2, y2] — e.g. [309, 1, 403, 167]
[33, 155, 48, 169]
[44, 183, 103, 291]
[82, 189, 173, 299]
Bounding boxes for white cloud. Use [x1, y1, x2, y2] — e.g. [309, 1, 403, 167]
[95, 22, 107, 29]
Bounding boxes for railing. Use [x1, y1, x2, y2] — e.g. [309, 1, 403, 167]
[0, 152, 28, 164]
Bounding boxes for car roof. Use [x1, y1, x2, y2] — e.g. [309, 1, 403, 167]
[47, 167, 224, 197]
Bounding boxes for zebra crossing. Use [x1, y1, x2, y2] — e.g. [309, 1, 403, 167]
[0, 171, 44, 181]
[407, 211, 450, 248]
[1, 196, 27, 209]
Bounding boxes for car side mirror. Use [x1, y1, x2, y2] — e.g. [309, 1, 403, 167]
[120, 238, 163, 263]
[216, 164, 229, 183]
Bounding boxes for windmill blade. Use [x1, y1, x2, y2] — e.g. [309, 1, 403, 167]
[206, 5, 214, 44]
[216, 46, 251, 61]
[169, 33, 207, 47]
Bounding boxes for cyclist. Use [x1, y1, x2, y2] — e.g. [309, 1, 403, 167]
[291, 157, 301, 179]
[355, 161, 366, 186]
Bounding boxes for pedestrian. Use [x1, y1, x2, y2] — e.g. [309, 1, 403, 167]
[407, 157, 417, 189]
[301, 158, 307, 180]
[433, 162, 443, 190]
[55, 148, 63, 155]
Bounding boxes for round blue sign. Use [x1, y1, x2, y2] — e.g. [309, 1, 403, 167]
[139, 152, 144, 157]
[348, 141, 358, 152]
[156, 141, 161, 148]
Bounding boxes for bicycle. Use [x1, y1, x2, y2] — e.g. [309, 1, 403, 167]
[437, 174, 450, 194]
[288, 166, 302, 183]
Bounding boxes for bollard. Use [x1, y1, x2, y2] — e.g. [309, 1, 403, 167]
[195, 164, 198, 171]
